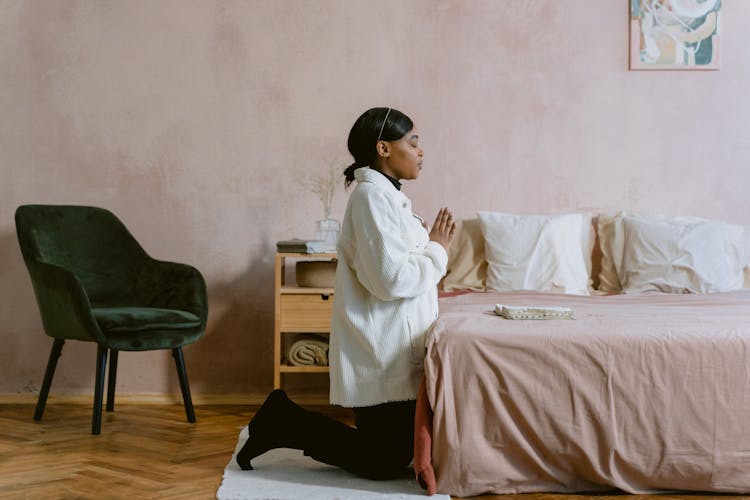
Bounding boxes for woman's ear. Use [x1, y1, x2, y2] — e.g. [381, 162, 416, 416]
[376, 140, 390, 158]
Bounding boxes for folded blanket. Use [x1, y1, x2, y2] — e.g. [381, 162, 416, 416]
[494, 304, 574, 320]
[287, 334, 329, 366]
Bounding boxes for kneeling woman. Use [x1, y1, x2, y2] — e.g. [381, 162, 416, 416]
[237, 106, 455, 479]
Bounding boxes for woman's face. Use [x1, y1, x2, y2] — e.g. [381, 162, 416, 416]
[378, 128, 424, 181]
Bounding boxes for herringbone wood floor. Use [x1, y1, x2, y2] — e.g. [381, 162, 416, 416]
[0, 403, 745, 500]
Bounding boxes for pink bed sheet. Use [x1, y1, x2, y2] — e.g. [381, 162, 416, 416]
[416, 290, 750, 497]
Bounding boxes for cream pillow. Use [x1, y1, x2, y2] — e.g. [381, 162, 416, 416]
[619, 215, 747, 293]
[478, 212, 594, 295]
[596, 211, 626, 292]
[442, 218, 487, 291]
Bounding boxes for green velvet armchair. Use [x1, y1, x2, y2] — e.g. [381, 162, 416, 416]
[15, 205, 208, 434]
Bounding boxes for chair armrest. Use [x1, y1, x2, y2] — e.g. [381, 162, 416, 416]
[138, 259, 208, 325]
[26, 260, 105, 343]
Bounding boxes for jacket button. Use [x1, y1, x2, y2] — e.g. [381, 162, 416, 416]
[402, 202, 407, 208]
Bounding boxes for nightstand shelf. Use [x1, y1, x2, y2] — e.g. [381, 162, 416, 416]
[279, 365, 330, 373]
[280, 286, 334, 294]
[274, 252, 336, 389]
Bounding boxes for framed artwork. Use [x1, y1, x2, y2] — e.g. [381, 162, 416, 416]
[630, 0, 721, 70]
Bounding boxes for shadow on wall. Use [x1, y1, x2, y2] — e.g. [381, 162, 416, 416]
[175, 239, 277, 398]
[0, 228, 64, 395]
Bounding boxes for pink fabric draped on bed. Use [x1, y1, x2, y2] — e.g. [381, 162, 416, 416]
[415, 290, 750, 497]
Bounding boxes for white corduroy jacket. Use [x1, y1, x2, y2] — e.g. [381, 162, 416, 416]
[329, 167, 448, 407]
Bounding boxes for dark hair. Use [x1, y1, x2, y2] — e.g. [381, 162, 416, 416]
[344, 107, 414, 187]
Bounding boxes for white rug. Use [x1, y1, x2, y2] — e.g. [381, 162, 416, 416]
[217, 426, 449, 500]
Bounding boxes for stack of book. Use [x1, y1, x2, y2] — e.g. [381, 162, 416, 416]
[276, 239, 336, 253]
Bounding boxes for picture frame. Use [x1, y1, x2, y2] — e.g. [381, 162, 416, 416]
[629, 0, 721, 70]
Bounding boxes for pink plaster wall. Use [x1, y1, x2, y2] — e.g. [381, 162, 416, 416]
[2, 1, 749, 396]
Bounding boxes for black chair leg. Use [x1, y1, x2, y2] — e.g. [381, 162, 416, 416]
[106, 349, 118, 412]
[92, 345, 108, 435]
[34, 339, 65, 421]
[172, 347, 196, 423]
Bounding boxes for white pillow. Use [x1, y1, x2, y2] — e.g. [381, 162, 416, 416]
[619, 215, 747, 293]
[478, 212, 594, 295]
[597, 211, 706, 291]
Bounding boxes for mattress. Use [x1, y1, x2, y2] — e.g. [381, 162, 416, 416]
[421, 290, 750, 497]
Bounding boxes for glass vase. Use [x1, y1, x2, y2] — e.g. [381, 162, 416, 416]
[315, 218, 340, 248]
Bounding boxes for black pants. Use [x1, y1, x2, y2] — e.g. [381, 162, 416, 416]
[303, 399, 416, 480]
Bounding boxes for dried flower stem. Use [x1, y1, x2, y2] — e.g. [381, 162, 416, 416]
[301, 158, 340, 219]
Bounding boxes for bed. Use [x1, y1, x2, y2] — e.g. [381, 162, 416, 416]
[413, 212, 750, 496]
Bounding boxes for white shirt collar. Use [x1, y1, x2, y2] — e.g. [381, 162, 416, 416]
[354, 167, 402, 193]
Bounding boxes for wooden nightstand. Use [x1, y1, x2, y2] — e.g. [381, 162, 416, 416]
[273, 252, 336, 389]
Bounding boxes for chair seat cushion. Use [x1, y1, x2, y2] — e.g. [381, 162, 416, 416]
[94, 307, 201, 333]
[93, 307, 203, 351]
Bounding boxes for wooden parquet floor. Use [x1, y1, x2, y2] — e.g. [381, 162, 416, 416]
[0, 403, 746, 500]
